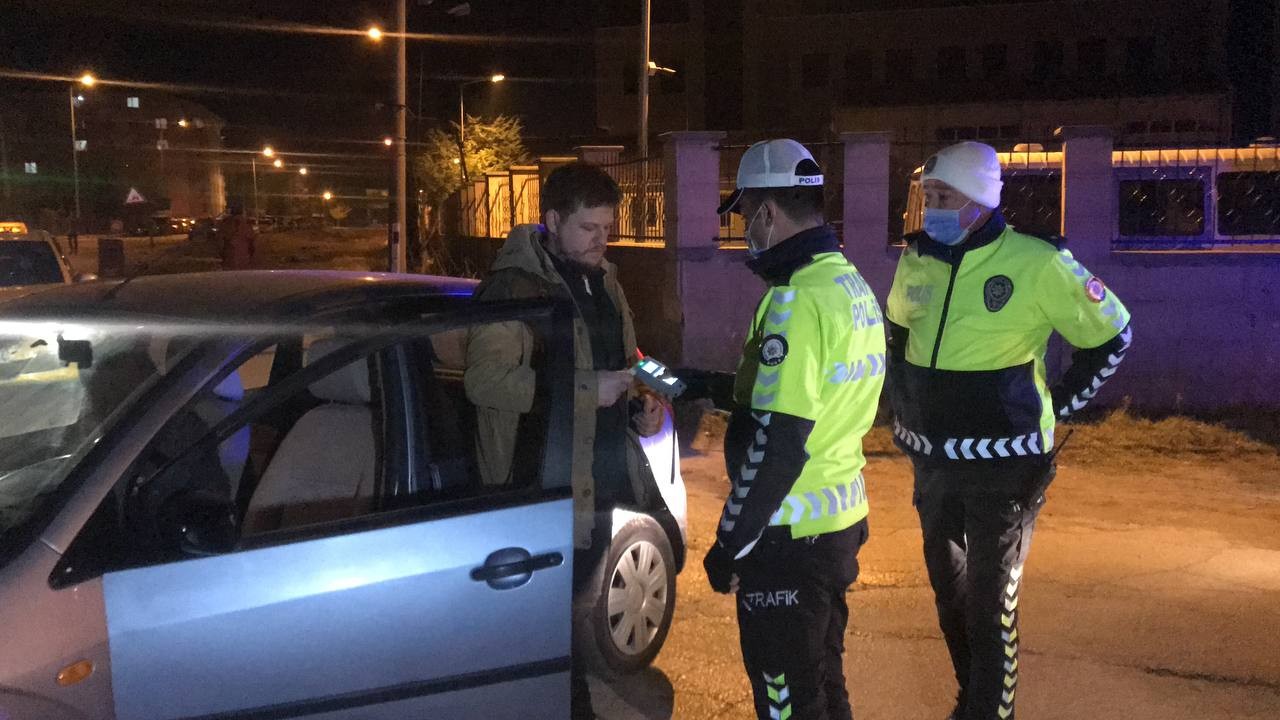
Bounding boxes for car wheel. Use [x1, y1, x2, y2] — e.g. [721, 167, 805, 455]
[577, 516, 677, 678]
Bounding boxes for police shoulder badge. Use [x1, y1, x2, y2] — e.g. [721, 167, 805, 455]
[760, 334, 789, 366]
[983, 275, 1014, 312]
[1085, 276, 1107, 303]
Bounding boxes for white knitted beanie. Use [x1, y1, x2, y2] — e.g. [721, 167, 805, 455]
[921, 141, 1003, 209]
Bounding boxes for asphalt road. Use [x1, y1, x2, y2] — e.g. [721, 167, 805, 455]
[592, 447, 1280, 719]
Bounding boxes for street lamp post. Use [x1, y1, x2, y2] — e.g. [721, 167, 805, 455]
[253, 146, 274, 220]
[457, 74, 505, 184]
[393, 0, 408, 273]
[68, 73, 94, 232]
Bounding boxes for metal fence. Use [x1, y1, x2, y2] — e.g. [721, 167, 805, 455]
[601, 156, 665, 244]
[717, 141, 845, 247]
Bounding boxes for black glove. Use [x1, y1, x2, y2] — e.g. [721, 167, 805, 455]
[703, 543, 736, 594]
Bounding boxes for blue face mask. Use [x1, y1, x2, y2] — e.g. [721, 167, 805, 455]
[923, 206, 975, 246]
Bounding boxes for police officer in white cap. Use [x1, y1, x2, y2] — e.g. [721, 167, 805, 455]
[886, 141, 1134, 719]
[706, 139, 885, 720]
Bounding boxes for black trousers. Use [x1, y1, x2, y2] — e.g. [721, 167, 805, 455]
[736, 520, 868, 720]
[914, 462, 1051, 720]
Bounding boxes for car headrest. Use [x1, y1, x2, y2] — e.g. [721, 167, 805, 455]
[305, 338, 371, 405]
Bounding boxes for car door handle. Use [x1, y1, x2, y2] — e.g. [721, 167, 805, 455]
[470, 547, 563, 590]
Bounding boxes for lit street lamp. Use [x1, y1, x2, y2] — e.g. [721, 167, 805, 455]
[383, 136, 393, 147]
[298, 167, 308, 176]
[251, 145, 274, 220]
[272, 158, 284, 169]
[322, 191, 333, 201]
[68, 72, 94, 232]
[367, 26, 383, 42]
[458, 73, 505, 183]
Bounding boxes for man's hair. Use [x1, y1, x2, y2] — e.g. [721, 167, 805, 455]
[742, 186, 824, 223]
[541, 162, 622, 221]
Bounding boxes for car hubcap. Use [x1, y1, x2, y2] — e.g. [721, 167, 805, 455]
[606, 539, 668, 656]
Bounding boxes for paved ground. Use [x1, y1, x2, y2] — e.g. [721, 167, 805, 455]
[593, 443, 1280, 719]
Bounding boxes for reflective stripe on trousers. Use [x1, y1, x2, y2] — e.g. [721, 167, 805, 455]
[769, 475, 866, 527]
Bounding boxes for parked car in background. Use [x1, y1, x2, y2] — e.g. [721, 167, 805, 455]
[0, 237, 91, 287]
[0, 270, 685, 719]
[188, 217, 219, 243]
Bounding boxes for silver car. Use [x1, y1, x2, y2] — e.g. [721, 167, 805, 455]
[0, 271, 686, 719]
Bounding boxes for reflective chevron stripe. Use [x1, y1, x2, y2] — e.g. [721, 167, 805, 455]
[719, 411, 772, 535]
[769, 475, 865, 526]
[895, 422, 1050, 460]
[1058, 325, 1132, 419]
[764, 672, 792, 720]
[998, 563, 1024, 720]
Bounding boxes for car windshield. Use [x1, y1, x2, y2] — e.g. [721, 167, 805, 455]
[0, 242, 62, 287]
[0, 325, 179, 546]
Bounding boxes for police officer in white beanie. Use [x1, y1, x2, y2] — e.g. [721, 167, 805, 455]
[886, 142, 1134, 720]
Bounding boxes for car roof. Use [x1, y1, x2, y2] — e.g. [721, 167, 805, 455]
[0, 270, 479, 321]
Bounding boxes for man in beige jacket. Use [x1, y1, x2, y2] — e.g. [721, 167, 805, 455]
[464, 162, 662, 718]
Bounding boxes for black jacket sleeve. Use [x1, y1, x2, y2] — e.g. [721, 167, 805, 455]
[1051, 322, 1133, 421]
[715, 407, 815, 559]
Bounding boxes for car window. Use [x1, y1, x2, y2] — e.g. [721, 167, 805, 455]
[0, 241, 63, 287]
[0, 326, 187, 549]
[53, 333, 408, 583]
[384, 313, 564, 511]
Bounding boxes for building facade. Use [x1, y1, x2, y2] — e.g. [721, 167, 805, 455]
[0, 85, 226, 230]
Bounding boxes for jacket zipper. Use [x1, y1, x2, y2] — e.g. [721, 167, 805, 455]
[929, 259, 962, 369]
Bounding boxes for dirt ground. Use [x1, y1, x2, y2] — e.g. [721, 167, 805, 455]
[591, 414, 1280, 719]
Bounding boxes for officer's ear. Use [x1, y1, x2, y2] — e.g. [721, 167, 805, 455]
[545, 209, 561, 235]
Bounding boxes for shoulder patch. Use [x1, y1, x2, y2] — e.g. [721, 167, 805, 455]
[760, 334, 789, 366]
[1085, 276, 1107, 303]
[983, 275, 1014, 312]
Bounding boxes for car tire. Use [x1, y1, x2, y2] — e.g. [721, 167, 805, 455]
[576, 515, 677, 678]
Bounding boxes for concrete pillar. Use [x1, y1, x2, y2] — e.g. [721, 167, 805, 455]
[573, 145, 625, 166]
[840, 131, 898, 298]
[661, 130, 726, 367]
[1058, 125, 1114, 268]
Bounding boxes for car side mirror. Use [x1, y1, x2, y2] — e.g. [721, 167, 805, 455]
[74, 272, 98, 283]
[57, 337, 94, 368]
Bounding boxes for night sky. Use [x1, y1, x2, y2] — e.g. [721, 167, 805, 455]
[0, 0, 611, 155]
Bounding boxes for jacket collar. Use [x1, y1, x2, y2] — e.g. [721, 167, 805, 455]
[493, 223, 619, 287]
[746, 224, 841, 285]
[914, 211, 1007, 264]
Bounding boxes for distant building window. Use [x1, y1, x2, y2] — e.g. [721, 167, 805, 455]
[127, 96, 140, 109]
[886, 49, 915, 84]
[937, 46, 966, 81]
[977, 126, 999, 139]
[1077, 38, 1107, 78]
[1149, 119, 1172, 133]
[1217, 171, 1280, 236]
[1174, 119, 1198, 133]
[194, 118, 205, 129]
[999, 124, 1021, 139]
[1118, 179, 1205, 237]
[156, 139, 170, 150]
[75, 140, 87, 151]
[844, 51, 872, 100]
[1125, 120, 1148, 135]
[24, 162, 37, 174]
[155, 118, 168, 130]
[801, 53, 830, 89]
[1125, 37, 1155, 79]
[1032, 40, 1063, 81]
[981, 44, 1007, 78]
